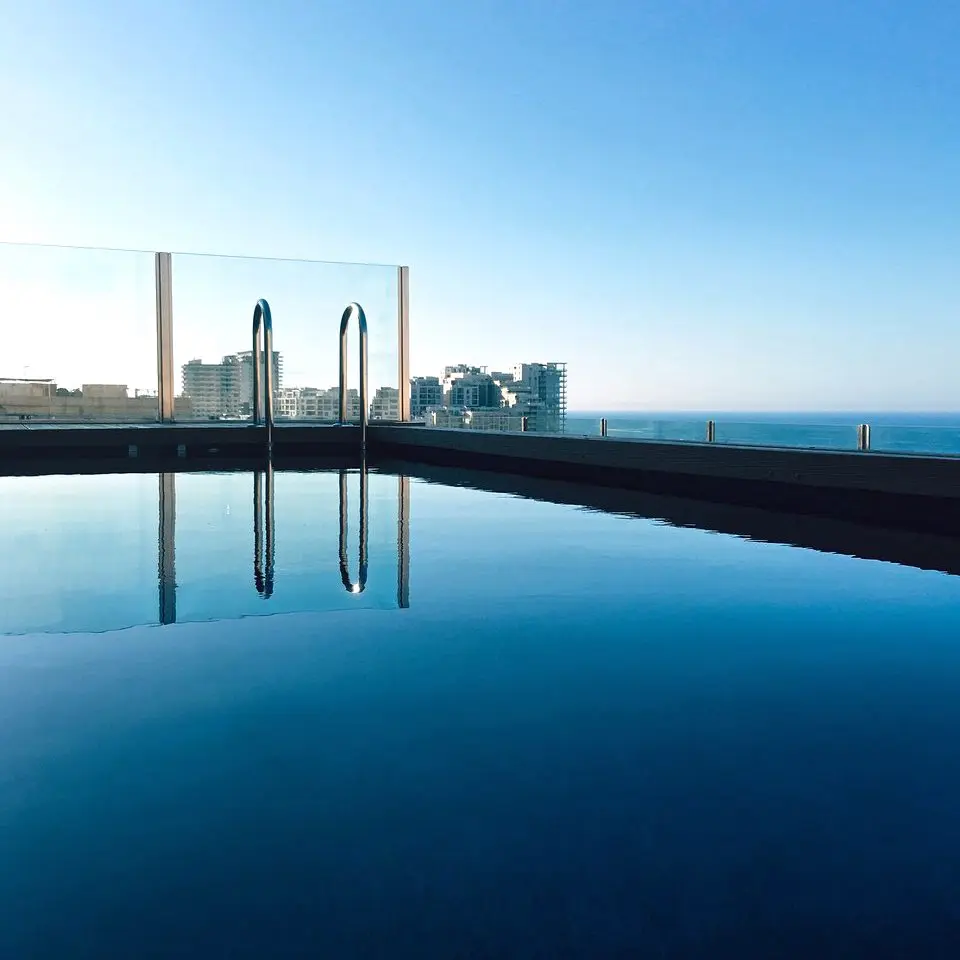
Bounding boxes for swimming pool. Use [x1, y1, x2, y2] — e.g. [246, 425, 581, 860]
[3, 468, 960, 956]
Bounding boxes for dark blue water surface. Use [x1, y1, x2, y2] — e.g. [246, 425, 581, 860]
[3, 470, 960, 957]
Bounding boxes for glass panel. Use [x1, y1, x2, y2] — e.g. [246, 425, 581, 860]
[173, 470, 404, 620]
[0, 474, 158, 634]
[603, 417, 707, 442]
[714, 421, 857, 450]
[170, 254, 398, 423]
[870, 423, 960, 456]
[0, 242, 157, 422]
[564, 415, 604, 437]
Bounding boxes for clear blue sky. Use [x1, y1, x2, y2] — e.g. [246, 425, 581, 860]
[1, 0, 957, 410]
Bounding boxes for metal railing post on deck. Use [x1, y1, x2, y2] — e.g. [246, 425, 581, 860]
[252, 299, 275, 453]
[857, 423, 871, 452]
[600, 418, 608, 437]
[705, 420, 716, 443]
[339, 302, 369, 452]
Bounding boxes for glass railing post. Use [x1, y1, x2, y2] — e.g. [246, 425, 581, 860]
[706, 420, 716, 442]
[857, 423, 871, 452]
[600, 418, 608, 437]
[398, 266, 411, 421]
[154, 253, 175, 422]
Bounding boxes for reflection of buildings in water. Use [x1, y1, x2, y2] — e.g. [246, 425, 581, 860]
[155, 467, 410, 622]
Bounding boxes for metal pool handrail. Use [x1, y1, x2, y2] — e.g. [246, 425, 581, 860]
[252, 299, 275, 450]
[338, 302, 368, 452]
[254, 464, 275, 599]
[339, 467, 368, 594]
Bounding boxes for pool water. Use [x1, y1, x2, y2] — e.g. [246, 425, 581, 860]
[2, 470, 960, 956]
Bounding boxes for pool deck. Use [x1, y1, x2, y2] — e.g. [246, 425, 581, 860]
[3, 421, 960, 534]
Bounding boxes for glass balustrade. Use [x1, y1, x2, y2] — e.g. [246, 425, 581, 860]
[0, 242, 157, 422]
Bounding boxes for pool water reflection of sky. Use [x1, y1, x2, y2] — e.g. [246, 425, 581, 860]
[2, 471, 960, 956]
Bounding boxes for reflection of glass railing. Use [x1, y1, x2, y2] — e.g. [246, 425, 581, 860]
[154, 466, 410, 622]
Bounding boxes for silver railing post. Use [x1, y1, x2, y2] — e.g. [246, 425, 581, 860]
[252, 299, 275, 452]
[520, 415, 529, 432]
[857, 423, 871, 452]
[155, 253, 175, 422]
[339, 302, 369, 451]
[600, 417, 608, 437]
[706, 419, 716, 442]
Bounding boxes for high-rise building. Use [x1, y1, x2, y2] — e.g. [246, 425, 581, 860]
[445, 372, 501, 409]
[510, 362, 567, 431]
[410, 376, 443, 418]
[181, 356, 242, 419]
[236, 350, 283, 417]
[420, 360, 567, 433]
[181, 350, 283, 419]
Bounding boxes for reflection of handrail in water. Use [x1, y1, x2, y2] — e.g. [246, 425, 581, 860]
[339, 466, 368, 594]
[253, 463, 275, 598]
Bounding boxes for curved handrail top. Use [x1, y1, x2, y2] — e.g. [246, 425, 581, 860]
[252, 298, 273, 334]
[339, 302, 368, 336]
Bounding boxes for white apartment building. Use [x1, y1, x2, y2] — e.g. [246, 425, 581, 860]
[181, 356, 242, 419]
[370, 386, 399, 421]
[276, 386, 359, 420]
[181, 350, 284, 419]
[421, 360, 567, 433]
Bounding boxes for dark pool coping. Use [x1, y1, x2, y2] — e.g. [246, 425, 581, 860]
[377, 458, 960, 579]
[3, 421, 960, 535]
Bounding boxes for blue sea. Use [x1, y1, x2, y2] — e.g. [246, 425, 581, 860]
[566, 412, 960, 456]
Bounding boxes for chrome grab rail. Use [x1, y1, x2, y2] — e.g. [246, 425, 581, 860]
[339, 467, 368, 594]
[252, 299, 275, 450]
[338, 302, 368, 451]
[253, 463, 275, 598]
